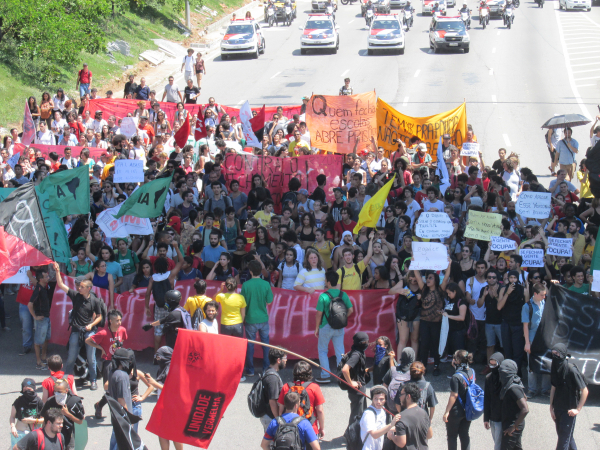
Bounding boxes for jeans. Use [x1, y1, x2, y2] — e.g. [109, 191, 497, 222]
[419, 320, 442, 366]
[244, 322, 269, 374]
[446, 412, 471, 450]
[527, 354, 551, 394]
[490, 421, 503, 450]
[554, 408, 577, 450]
[348, 386, 367, 426]
[79, 83, 90, 97]
[448, 329, 466, 356]
[19, 303, 34, 350]
[66, 329, 97, 382]
[500, 422, 524, 450]
[501, 321, 525, 377]
[486, 324, 503, 347]
[317, 323, 345, 379]
[221, 323, 244, 337]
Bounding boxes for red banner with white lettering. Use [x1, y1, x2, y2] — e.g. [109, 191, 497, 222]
[222, 153, 343, 213]
[49, 277, 396, 359]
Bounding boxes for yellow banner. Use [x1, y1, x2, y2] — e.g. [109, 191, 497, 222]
[464, 210, 502, 241]
[376, 100, 467, 160]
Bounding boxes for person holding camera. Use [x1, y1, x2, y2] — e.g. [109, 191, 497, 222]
[497, 271, 528, 377]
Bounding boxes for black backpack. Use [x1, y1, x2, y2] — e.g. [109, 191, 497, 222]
[281, 191, 298, 208]
[344, 407, 376, 450]
[191, 307, 205, 331]
[325, 291, 348, 329]
[93, 294, 108, 328]
[336, 352, 352, 391]
[336, 350, 370, 391]
[272, 416, 304, 450]
[248, 371, 279, 418]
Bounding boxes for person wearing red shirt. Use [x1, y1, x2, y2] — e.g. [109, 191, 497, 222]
[244, 218, 258, 252]
[138, 115, 155, 143]
[465, 165, 483, 188]
[501, 218, 521, 246]
[76, 63, 93, 97]
[414, 179, 433, 208]
[277, 361, 325, 438]
[334, 207, 356, 244]
[41, 355, 77, 402]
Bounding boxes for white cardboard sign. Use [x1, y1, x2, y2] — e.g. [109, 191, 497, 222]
[114, 160, 144, 183]
[415, 212, 454, 239]
[521, 249, 544, 268]
[460, 142, 480, 157]
[547, 237, 573, 257]
[515, 192, 552, 219]
[592, 270, 600, 293]
[120, 117, 139, 138]
[96, 204, 153, 238]
[409, 242, 449, 271]
[490, 236, 517, 252]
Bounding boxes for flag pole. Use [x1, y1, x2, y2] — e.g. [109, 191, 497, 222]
[246, 339, 395, 415]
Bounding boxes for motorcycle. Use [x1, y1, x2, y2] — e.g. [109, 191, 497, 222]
[537, 0, 544, 7]
[267, 5, 275, 26]
[403, 9, 413, 29]
[504, 6, 514, 28]
[340, 0, 357, 4]
[460, 10, 471, 29]
[479, 7, 489, 29]
[365, 8, 374, 26]
[285, 5, 293, 25]
[513, 0, 520, 6]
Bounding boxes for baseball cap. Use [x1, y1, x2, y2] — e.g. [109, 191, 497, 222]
[417, 143, 427, 152]
[298, 189, 309, 196]
[333, 187, 344, 194]
[21, 378, 36, 393]
[443, 134, 451, 139]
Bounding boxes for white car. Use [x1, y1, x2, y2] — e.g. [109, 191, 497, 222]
[390, 0, 408, 8]
[299, 14, 339, 54]
[367, 14, 405, 55]
[429, 15, 470, 53]
[486, 0, 505, 16]
[559, 0, 591, 10]
[220, 20, 265, 59]
[422, 0, 447, 15]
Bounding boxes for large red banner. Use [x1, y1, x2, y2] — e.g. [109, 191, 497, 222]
[222, 153, 343, 212]
[14, 143, 107, 161]
[49, 277, 396, 359]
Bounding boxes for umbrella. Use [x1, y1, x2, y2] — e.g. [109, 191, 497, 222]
[541, 114, 591, 129]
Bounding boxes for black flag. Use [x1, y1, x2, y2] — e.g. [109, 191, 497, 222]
[106, 394, 148, 450]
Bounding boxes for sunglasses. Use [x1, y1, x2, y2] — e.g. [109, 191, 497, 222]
[533, 276, 540, 279]
[487, 276, 497, 280]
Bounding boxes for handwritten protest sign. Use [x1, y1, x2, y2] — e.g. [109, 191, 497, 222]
[410, 242, 449, 271]
[120, 117, 138, 138]
[521, 249, 544, 268]
[416, 212, 454, 239]
[460, 142, 480, 157]
[464, 210, 502, 241]
[96, 204, 153, 238]
[1, 266, 30, 284]
[515, 192, 552, 219]
[593, 271, 600, 293]
[114, 160, 144, 183]
[376, 99, 467, 160]
[547, 237, 573, 257]
[307, 92, 377, 154]
[7, 152, 20, 169]
[491, 236, 517, 252]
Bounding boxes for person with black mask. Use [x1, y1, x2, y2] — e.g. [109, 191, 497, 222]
[483, 352, 505, 450]
[499, 359, 528, 450]
[497, 271, 528, 377]
[443, 350, 475, 450]
[108, 348, 138, 450]
[142, 290, 187, 349]
[341, 332, 371, 425]
[549, 343, 588, 450]
[10, 379, 43, 448]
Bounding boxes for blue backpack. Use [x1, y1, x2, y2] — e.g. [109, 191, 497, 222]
[456, 372, 484, 421]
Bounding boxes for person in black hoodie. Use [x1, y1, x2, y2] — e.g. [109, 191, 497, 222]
[549, 343, 588, 450]
[497, 271, 528, 377]
[443, 350, 474, 450]
[499, 359, 528, 450]
[40, 378, 84, 449]
[341, 332, 371, 425]
[483, 352, 504, 450]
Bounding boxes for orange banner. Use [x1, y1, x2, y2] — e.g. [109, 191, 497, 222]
[306, 91, 377, 154]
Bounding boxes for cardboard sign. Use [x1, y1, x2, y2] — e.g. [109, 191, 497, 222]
[491, 236, 517, 252]
[521, 249, 544, 268]
[460, 142, 480, 157]
[1, 266, 30, 284]
[119, 116, 139, 138]
[515, 192, 552, 220]
[410, 242, 449, 271]
[464, 210, 502, 241]
[96, 203, 153, 238]
[415, 212, 454, 239]
[114, 159, 144, 183]
[7, 152, 20, 169]
[548, 237, 573, 257]
[592, 270, 600, 293]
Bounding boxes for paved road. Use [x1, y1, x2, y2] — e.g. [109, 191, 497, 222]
[3, 2, 600, 449]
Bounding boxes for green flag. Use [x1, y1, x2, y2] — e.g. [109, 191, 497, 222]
[38, 165, 90, 217]
[114, 175, 173, 219]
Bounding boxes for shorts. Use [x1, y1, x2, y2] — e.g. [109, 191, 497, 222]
[154, 306, 169, 336]
[34, 317, 51, 345]
[101, 358, 113, 382]
[184, 70, 194, 82]
[485, 323, 503, 347]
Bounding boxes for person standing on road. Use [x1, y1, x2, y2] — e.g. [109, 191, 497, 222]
[497, 271, 528, 377]
[76, 63, 92, 98]
[314, 271, 354, 384]
[339, 78, 353, 96]
[181, 48, 196, 83]
[161, 76, 183, 103]
[556, 127, 579, 181]
[443, 350, 475, 450]
[546, 127, 563, 176]
[522, 283, 550, 398]
[195, 52, 206, 87]
[40, 378, 85, 450]
[258, 348, 287, 431]
[388, 382, 433, 449]
[483, 352, 504, 450]
[9, 378, 43, 448]
[28, 270, 53, 370]
[13, 409, 64, 450]
[341, 332, 371, 425]
[360, 385, 401, 450]
[549, 343, 589, 450]
[499, 359, 528, 450]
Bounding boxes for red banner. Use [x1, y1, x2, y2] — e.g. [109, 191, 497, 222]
[49, 277, 396, 359]
[85, 99, 301, 126]
[222, 153, 343, 212]
[14, 143, 107, 161]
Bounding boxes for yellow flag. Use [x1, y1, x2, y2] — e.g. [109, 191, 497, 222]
[353, 175, 396, 234]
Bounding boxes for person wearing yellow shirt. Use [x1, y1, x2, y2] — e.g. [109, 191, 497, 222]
[577, 160, 593, 215]
[183, 280, 212, 317]
[312, 229, 335, 270]
[335, 233, 374, 290]
[254, 200, 275, 227]
[215, 277, 246, 337]
[288, 129, 310, 156]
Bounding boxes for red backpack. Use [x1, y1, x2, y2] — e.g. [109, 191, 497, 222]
[35, 429, 63, 450]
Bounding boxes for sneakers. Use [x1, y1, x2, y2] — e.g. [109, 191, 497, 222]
[316, 378, 331, 384]
[433, 366, 441, 376]
[90, 381, 98, 391]
[541, 390, 550, 397]
[240, 376, 246, 382]
[94, 402, 104, 419]
[244, 370, 255, 377]
[19, 348, 31, 356]
[35, 363, 48, 370]
[527, 391, 537, 399]
[480, 366, 492, 376]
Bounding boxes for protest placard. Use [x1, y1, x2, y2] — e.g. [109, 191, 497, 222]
[1, 266, 29, 284]
[96, 204, 153, 238]
[409, 242, 449, 271]
[416, 212, 454, 239]
[114, 160, 144, 183]
[490, 236, 517, 252]
[593, 270, 600, 293]
[521, 249, 544, 268]
[460, 142, 479, 157]
[464, 210, 502, 241]
[7, 152, 20, 169]
[515, 192, 551, 219]
[547, 237, 573, 257]
[120, 117, 138, 138]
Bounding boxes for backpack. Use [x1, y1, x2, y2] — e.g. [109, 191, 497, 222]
[325, 291, 348, 330]
[279, 261, 300, 275]
[387, 366, 411, 407]
[176, 306, 193, 330]
[343, 407, 376, 450]
[191, 307, 205, 331]
[395, 290, 421, 322]
[206, 196, 232, 213]
[416, 382, 430, 410]
[286, 382, 316, 424]
[336, 352, 353, 391]
[272, 416, 304, 450]
[35, 428, 64, 450]
[281, 191, 299, 208]
[456, 372, 485, 421]
[248, 371, 279, 417]
[93, 294, 108, 328]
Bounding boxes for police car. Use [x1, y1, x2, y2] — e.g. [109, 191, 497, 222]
[220, 19, 265, 60]
[422, 0, 447, 14]
[299, 14, 340, 54]
[486, 0, 505, 16]
[429, 15, 469, 53]
[367, 14, 405, 55]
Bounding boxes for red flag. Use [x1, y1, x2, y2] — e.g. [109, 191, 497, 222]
[249, 104, 265, 132]
[146, 330, 246, 448]
[22, 100, 35, 146]
[194, 116, 207, 141]
[174, 117, 191, 148]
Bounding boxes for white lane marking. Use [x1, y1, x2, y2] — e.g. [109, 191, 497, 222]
[414, 69, 421, 77]
[503, 134, 512, 147]
[349, 19, 354, 23]
[270, 71, 281, 79]
[578, 14, 600, 28]
[573, 68, 600, 74]
[577, 84, 596, 87]
[574, 75, 600, 81]
[492, 95, 497, 104]
[565, 44, 600, 49]
[569, 50, 600, 56]
[565, 36, 600, 41]
[403, 96, 409, 106]
[492, 47, 496, 53]
[497, 30, 501, 35]
[571, 57, 600, 63]
[572, 62, 600, 67]
[341, 69, 349, 77]
[489, 68, 493, 76]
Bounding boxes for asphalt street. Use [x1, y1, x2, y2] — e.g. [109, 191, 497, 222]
[2, 1, 600, 449]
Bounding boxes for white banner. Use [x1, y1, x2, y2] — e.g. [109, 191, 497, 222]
[460, 142, 479, 157]
[515, 192, 552, 219]
[520, 249, 544, 268]
[120, 117, 139, 138]
[490, 236, 517, 252]
[1, 266, 30, 284]
[415, 212, 454, 239]
[114, 160, 144, 183]
[409, 242, 449, 271]
[547, 237, 573, 257]
[239, 101, 261, 148]
[96, 203, 153, 238]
